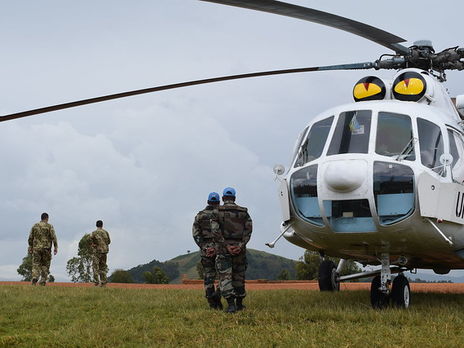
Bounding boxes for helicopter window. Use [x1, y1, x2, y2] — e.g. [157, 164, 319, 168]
[373, 162, 414, 225]
[448, 130, 464, 183]
[417, 118, 444, 174]
[376, 112, 415, 161]
[323, 199, 376, 233]
[327, 110, 371, 155]
[295, 117, 334, 167]
[290, 165, 323, 226]
[292, 126, 309, 167]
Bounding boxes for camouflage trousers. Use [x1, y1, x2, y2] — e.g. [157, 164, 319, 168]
[92, 253, 108, 285]
[216, 252, 247, 299]
[32, 248, 52, 285]
[201, 255, 218, 298]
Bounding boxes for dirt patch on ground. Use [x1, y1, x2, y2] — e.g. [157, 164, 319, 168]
[2, 281, 464, 293]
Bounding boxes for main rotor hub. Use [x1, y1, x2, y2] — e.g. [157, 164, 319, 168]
[412, 40, 434, 52]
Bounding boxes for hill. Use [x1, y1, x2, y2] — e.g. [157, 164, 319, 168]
[127, 249, 298, 283]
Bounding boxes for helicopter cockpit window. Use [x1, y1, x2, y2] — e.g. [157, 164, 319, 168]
[374, 161, 415, 225]
[292, 126, 309, 167]
[376, 112, 415, 161]
[290, 165, 323, 226]
[448, 129, 464, 183]
[417, 118, 444, 174]
[294, 117, 334, 167]
[323, 199, 376, 233]
[327, 110, 371, 155]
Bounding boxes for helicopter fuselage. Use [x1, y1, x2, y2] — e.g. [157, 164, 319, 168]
[279, 69, 464, 273]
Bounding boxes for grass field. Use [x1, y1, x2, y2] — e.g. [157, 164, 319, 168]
[1, 285, 464, 347]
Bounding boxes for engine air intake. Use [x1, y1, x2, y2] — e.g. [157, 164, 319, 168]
[353, 76, 386, 102]
[392, 72, 427, 102]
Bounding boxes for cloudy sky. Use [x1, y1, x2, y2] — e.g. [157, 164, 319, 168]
[1, 0, 463, 281]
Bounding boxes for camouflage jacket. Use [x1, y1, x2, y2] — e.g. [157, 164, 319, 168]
[90, 228, 111, 254]
[192, 205, 219, 256]
[28, 221, 58, 250]
[215, 201, 252, 253]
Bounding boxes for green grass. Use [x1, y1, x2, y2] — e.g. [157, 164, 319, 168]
[1, 285, 464, 347]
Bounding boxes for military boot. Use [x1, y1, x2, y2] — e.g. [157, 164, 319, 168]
[214, 291, 223, 310]
[236, 297, 246, 311]
[225, 297, 236, 313]
[206, 288, 217, 309]
[207, 297, 218, 309]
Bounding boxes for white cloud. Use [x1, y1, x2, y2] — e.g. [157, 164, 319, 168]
[0, 102, 292, 280]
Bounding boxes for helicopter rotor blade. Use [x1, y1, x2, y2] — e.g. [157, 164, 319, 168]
[0, 62, 374, 123]
[201, 0, 410, 55]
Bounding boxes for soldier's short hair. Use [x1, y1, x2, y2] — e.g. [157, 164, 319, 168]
[41, 212, 49, 220]
[96, 220, 103, 228]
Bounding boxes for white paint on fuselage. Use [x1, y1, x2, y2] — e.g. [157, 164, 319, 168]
[282, 69, 464, 270]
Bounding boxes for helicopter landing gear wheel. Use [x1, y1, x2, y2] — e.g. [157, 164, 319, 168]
[318, 260, 340, 291]
[391, 274, 411, 308]
[370, 275, 390, 309]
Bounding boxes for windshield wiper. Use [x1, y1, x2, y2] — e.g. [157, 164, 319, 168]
[396, 137, 417, 161]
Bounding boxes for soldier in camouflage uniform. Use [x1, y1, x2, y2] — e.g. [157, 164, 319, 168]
[28, 212, 58, 286]
[215, 187, 252, 313]
[192, 192, 222, 309]
[90, 220, 111, 287]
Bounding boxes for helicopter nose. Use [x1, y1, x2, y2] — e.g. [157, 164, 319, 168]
[324, 160, 367, 192]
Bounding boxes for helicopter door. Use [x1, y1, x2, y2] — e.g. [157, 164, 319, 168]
[418, 172, 464, 225]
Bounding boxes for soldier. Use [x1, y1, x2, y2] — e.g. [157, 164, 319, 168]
[28, 212, 58, 286]
[216, 187, 252, 313]
[90, 220, 111, 287]
[192, 192, 222, 309]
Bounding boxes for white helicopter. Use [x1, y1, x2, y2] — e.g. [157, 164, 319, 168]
[1, 0, 463, 309]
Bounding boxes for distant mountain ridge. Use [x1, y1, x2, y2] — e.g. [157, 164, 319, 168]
[127, 249, 298, 283]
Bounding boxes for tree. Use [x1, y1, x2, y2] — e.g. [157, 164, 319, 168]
[66, 234, 93, 283]
[161, 262, 180, 281]
[143, 267, 169, 284]
[338, 259, 362, 277]
[153, 267, 169, 284]
[277, 269, 289, 280]
[143, 271, 155, 284]
[295, 251, 320, 280]
[48, 274, 55, 283]
[17, 254, 32, 281]
[125, 259, 180, 283]
[295, 250, 362, 280]
[110, 269, 133, 283]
